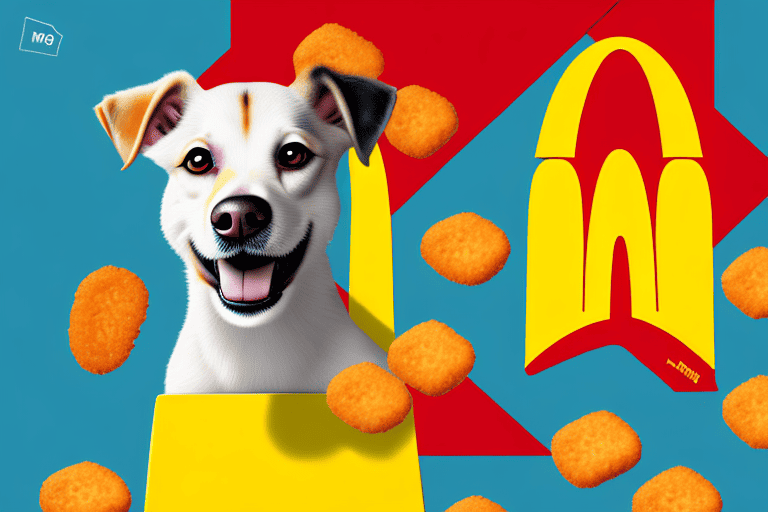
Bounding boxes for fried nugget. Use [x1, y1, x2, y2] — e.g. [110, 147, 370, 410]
[445, 495, 507, 512]
[293, 23, 384, 79]
[384, 85, 458, 159]
[327, 362, 412, 433]
[40, 461, 131, 512]
[388, 320, 475, 396]
[721, 246, 768, 319]
[723, 375, 768, 449]
[551, 410, 642, 488]
[421, 212, 510, 286]
[633, 466, 722, 512]
[69, 266, 148, 374]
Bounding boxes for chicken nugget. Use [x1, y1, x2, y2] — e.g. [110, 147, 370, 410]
[384, 85, 458, 159]
[388, 320, 475, 396]
[69, 266, 148, 374]
[551, 410, 641, 488]
[421, 212, 510, 286]
[446, 495, 507, 512]
[293, 23, 384, 79]
[40, 461, 131, 512]
[723, 375, 768, 449]
[721, 246, 768, 319]
[327, 362, 412, 433]
[632, 466, 721, 512]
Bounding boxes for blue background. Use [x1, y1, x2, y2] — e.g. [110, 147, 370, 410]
[1, 1, 766, 510]
[1, 1, 229, 509]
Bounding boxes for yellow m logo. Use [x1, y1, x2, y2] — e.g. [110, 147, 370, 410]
[525, 37, 715, 390]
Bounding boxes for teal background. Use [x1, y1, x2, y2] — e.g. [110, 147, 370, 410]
[715, 0, 768, 156]
[0, 1, 229, 509]
[1, 1, 766, 511]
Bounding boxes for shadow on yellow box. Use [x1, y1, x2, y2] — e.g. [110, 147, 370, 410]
[145, 394, 424, 512]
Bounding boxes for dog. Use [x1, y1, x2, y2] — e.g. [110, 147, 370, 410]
[95, 67, 397, 393]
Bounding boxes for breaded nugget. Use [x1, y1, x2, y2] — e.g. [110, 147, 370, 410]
[551, 410, 641, 488]
[421, 212, 510, 286]
[40, 461, 131, 512]
[388, 320, 475, 396]
[723, 375, 768, 449]
[327, 362, 412, 433]
[69, 266, 148, 374]
[632, 466, 722, 512]
[293, 23, 384, 79]
[384, 85, 458, 159]
[721, 246, 768, 319]
[445, 495, 507, 512]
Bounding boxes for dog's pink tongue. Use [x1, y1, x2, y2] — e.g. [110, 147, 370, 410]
[218, 260, 274, 302]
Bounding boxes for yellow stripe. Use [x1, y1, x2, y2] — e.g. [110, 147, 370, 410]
[348, 145, 396, 351]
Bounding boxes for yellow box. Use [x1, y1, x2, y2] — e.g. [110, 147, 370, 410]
[145, 394, 425, 512]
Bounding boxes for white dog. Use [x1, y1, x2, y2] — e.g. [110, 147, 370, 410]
[95, 67, 396, 393]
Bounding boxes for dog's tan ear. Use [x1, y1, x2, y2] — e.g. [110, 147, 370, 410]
[292, 66, 396, 167]
[95, 71, 200, 170]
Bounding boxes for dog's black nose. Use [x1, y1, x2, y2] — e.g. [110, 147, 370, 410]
[211, 196, 272, 240]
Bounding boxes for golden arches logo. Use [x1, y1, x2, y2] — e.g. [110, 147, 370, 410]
[525, 37, 714, 390]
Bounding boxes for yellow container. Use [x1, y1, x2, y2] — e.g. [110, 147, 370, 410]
[144, 394, 425, 512]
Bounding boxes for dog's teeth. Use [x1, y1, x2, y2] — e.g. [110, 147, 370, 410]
[218, 259, 274, 302]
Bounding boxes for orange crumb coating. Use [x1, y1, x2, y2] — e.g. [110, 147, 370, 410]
[632, 466, 722, 512]
[721, 246, 768, 319]
[551, 410, 642, 488]
[723, 375, 768, 449]
[326, 362, 412, 433]
[40, 461, 131, 512]
[388, 320, 475, 396]
[421, 212, 510, 286]
[293, 23, 384, 79]
[445, 495, 507, 512]
[385, 85, 458, 158]
[69, 266, 148, 374]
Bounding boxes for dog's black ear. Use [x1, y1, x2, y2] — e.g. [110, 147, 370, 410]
[95, 71, 200, 170]
[307, 67, 397, 166]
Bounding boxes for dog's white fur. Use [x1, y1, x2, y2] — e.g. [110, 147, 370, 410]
[96, 70, 393, 393]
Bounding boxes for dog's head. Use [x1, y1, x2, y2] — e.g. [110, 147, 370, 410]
[96, 68, 396, 326]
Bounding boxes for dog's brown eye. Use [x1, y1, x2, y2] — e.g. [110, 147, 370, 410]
[277, 142, 314, 171]
[181, 147, 214, 175]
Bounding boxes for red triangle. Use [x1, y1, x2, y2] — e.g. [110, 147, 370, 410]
[335, 284, 350, 310]
[410, 379, 550, 456]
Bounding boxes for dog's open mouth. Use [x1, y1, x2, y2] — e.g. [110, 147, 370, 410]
[191, 224, 312, 314]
